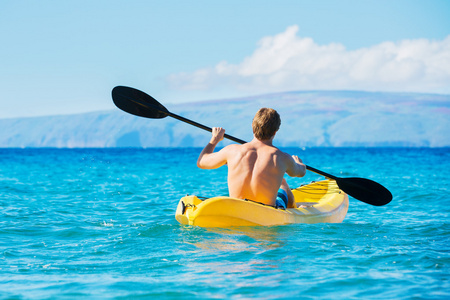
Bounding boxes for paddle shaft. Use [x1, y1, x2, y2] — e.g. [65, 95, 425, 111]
[166, 111, 247, 145]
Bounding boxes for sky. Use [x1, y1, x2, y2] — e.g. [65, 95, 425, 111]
[1, 0, 449, 119]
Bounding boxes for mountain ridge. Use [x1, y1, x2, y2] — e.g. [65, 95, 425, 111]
[1, 90, 449, 148]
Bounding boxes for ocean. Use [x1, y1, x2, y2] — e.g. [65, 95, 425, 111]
[0, 147, 449, 299]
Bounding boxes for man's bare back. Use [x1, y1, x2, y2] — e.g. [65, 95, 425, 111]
[197, 127, 306, 208]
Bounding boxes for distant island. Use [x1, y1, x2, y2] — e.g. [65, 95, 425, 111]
[1, 90, 449, 148]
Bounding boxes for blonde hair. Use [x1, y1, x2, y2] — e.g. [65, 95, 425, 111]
[252, 108, 281, 140]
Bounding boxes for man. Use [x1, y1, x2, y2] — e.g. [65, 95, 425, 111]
[197, 108, 306, 209]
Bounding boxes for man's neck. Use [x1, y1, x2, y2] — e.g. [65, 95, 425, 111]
[251, 136, 274, 147]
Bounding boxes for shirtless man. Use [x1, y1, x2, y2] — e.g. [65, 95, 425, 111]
[197, 108, 306, 209]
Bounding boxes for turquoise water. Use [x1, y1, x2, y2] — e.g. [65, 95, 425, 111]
[1, 148, 449, 299]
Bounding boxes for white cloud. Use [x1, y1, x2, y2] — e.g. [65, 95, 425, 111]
[166, 25, 450, 95]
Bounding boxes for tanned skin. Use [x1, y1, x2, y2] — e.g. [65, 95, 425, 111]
[197, 127, 306, 208]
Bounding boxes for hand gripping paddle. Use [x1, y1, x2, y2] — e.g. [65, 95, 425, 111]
[112, 86, 393, 206]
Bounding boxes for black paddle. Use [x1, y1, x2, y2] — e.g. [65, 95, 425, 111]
[112, 86, 392, 206]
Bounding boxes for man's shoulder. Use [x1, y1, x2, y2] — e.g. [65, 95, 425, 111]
[223, 143, 242, 150]
[221, 143, 243, 154]
[270, 147, 293, 162]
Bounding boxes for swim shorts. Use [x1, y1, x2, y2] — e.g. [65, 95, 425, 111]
[275, 189, 288, 209]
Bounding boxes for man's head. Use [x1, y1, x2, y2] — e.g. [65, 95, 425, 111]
[252, 108, 281, 141]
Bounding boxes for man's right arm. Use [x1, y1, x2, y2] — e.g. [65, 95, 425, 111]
[285, 154, 306, 178]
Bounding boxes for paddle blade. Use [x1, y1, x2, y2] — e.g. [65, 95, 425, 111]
[336, 177, 392, 206]
[112, 86, 169, 119]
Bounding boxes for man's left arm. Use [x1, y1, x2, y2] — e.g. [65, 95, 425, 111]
[197, 127, 228, 169]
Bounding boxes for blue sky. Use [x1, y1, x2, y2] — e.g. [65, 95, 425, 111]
[1, 0, 449, 118]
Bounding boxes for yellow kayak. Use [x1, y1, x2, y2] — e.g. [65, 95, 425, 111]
[175, 180, 349, 227]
